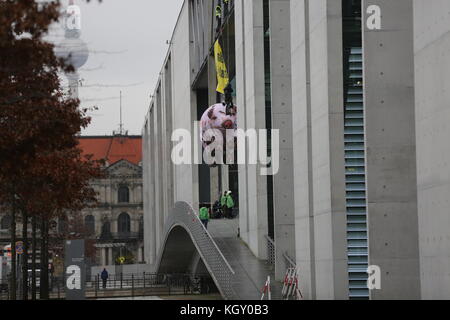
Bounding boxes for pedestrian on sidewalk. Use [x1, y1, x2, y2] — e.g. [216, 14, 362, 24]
[101, 268, 109, 289]
[199, 205, 210, 230]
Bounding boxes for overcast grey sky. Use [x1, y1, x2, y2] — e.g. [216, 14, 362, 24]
[52, 0, 184, 136]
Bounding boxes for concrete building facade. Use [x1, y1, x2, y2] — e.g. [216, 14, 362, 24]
[413, 0, 450, 300]
[142, 0, 450, 299]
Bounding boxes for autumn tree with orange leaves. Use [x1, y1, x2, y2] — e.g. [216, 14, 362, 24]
[0, 0, 102, 300]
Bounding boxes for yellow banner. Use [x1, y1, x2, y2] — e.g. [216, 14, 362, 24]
[214, 40, 229, 94]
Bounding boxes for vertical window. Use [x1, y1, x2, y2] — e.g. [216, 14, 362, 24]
[1, 215, 11, 230]
[118, 212, 131, 234]
[118, 185, 130, 203]
[84, 215, 95, 235]
[101, 220, 111, 239]
[263, 0, 275, 240]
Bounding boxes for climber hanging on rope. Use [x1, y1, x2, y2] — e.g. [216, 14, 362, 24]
[223, 0, 230, 17]
[215, 3, 223, 33]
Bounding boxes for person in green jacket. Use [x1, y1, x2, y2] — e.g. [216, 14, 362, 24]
[220, 191, 228, 219]
[199, 206, 210, 230]
[225, 191, 235, 219]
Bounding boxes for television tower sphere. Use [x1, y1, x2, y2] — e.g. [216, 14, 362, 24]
[55, 37, 89, 70]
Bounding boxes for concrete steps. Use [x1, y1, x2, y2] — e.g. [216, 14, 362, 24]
[207, 219, 282, 300]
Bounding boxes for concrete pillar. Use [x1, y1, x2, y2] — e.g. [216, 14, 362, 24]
[221, 165, 229, 193]
[105, 185, 110, 204]
[269, 0, 296, 281]
[106, 248, 114, 266]
[160, 72, 170, 223]
[137, 247, 142, 263]
[101, 248, 106, 266]
[414, 0, 450, 300]
[147, 108, 157, 265]
[235, 0, 269, 259]
[290, 0, 348, 299]
[153, 87, 164, 252]
[207, 56, 220, 205]
[210, 166, 220, 204]
[290, 0, 316, 300]
[363, 0, 420, 299]
[164, 58, 175, 211]
[143, 120, 148, 263]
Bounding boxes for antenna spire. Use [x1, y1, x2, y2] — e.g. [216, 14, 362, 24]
[120, 91, 123, 135]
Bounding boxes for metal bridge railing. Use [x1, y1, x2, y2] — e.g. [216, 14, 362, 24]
[160, 202, 238, 300]
[283, 252, 296, 269]
[265, 235, 275, 266]
[0, 272, 216, 300]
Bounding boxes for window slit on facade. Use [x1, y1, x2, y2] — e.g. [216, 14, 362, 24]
[263, 0, 274, 240]
[343, 0, 369, 300]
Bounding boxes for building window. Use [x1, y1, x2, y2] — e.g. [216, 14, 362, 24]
[100, 220, 112, 240]
[84, 215, 95, 235]
[138, 216, 144, 239]
[118, 212, 131, 234]
[118, 186, 130, 203]
[1, 215, 11, 230]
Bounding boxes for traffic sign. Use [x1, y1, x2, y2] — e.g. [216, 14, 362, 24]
[15, 241, 23, 255]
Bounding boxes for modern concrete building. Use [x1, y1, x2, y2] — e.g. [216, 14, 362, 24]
[142, 0, 450, 300]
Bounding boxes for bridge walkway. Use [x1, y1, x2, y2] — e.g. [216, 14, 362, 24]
[207, 218, 282, 300]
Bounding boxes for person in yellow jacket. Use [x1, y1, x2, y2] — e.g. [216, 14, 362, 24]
[199, 206, 210, 230]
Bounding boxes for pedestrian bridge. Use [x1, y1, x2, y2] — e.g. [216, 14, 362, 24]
[153, 202, 281, 300]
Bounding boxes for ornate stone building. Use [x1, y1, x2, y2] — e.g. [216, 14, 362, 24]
[77, 134, 144, 267]
[0, 134, 144, 275]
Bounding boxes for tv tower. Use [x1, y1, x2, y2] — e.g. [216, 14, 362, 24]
[55, 0, 89, 99]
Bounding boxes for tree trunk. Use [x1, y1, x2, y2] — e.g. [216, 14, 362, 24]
[21, 210, 28, 300]
[10, 193, 17, 300]
[31, 216, 37, 300]
[39, 219, 49, 300]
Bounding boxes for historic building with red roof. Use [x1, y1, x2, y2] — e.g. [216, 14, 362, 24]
[76, 134, 145, 270]
[78, 135, 143, 166]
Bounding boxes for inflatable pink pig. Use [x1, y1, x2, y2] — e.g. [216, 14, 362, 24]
[200, 103, 237, 148]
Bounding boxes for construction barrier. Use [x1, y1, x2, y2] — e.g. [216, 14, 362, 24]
[260, 276, 271, 300]
[282, 267, 303, 300]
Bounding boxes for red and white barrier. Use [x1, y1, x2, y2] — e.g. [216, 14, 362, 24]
[261, 276, 271, 300]
[282, 267, 304, 300]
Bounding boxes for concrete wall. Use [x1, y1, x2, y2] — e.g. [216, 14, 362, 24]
[413, 0, 450, 300]
[363, 0, 420, 299]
